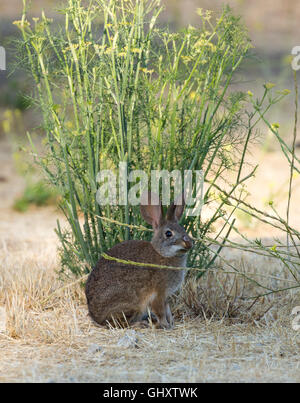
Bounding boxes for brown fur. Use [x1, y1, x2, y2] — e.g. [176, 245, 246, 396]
[85, 192, 193, 329]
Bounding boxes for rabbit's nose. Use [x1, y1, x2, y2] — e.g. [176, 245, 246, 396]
[182, 235, 193, 249]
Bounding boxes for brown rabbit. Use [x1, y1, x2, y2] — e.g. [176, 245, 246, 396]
[85, 192, 193, 329]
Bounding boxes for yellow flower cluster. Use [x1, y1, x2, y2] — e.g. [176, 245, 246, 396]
[140, 68, 154, 74]
[131, 48, 142, 54]
[194, 39, 216, 53]
[264, 82, 276, 90]
[63, 43, 80, 53]
[276, 89, 291, 95]
[196, 8, 212, 21]
[13, 19, 31, 28]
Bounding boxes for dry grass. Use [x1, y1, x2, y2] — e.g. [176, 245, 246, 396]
[0, 211, 299, 383]
[0, 139, 300, 383]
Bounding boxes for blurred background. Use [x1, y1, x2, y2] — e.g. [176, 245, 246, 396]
[0, 0, 300, 232]
[1, 0, 299, 141]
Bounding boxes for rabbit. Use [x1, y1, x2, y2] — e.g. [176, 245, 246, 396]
[85, 191, 193, 329]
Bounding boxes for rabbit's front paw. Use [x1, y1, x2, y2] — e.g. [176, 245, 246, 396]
[131, 320, 149, 329]
[166, 304, 174, 329]
[155, 319, 172, 330]
[151, 297, 174, 330]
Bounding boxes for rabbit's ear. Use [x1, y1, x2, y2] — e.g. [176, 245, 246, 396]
[140, 191, 163, 229]
[166, 193, 185, 222]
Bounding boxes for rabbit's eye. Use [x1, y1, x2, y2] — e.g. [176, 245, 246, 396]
[165, 230, 173, 238]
